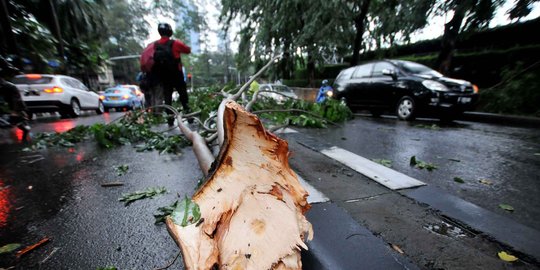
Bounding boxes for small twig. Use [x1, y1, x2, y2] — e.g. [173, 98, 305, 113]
[252, 109, 341, 126]
[39, 247, 59, 265]
[269, 124, 290, 133]
[16, 237, 50, 258]
[101, 182, 124, 187]
[230, 54, 281, 101]
[205, 132, 218, 143]
[153, 251, 181, 270]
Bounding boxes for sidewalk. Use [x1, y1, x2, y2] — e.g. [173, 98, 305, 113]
[280, 130, 540, 269]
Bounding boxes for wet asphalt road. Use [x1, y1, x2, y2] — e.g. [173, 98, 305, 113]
[0, 111, 539, 268]
[297, 114, 540, 231]
[0, 112, 201, 269]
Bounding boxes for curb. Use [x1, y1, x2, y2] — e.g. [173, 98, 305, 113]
[460, 112, 540, 127]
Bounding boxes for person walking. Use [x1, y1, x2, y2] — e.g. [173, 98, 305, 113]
[141, 23, 191, 126]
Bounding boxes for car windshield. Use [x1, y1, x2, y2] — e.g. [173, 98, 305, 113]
[12, 75, 54, 84]
[105, 88, 129, 94]
[396, 61, 443, 77]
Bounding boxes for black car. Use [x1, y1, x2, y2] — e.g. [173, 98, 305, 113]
[333, 60, 479, 121]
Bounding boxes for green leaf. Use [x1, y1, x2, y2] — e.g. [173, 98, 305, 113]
[97, 267, 117, 270]
[454, 177, 465, 183]
[0, 243, 21, 254]
[410, 156, 437, 171]
[171, 196, 201, 227]
[115, 165, 129, 176]
[499, 204, 515, 212]
[372, 159, 392, 167]
[410, 156, 417, 166]
[119, 187, 167, 206]
[154, 201, 179, 224]
[448, 158, 461, 162]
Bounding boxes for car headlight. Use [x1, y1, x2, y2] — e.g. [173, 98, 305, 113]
[326, 91, 333, 97]
[422, 80, 448, 92]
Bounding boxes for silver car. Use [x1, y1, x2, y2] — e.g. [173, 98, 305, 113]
[258, 84, 298, 103]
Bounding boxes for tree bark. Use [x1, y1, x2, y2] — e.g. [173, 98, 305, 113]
[350, 0, 371, 66]
[436, 0, 473, 75]
[307, 49, 315, 87]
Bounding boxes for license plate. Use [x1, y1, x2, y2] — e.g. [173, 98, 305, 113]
[109, 97, 118, 100]
[458, 97, 471, 104]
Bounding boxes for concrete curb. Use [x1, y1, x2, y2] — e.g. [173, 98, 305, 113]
[460, 112, 540, 127]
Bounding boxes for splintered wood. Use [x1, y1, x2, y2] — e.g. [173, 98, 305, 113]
[166, 101, 313, 270]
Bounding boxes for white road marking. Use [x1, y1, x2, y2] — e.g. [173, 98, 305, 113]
[320, 146, 425, 190]
[296, 174, 330, 204]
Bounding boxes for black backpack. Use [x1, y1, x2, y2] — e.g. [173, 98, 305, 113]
[152, 40, 178, 73]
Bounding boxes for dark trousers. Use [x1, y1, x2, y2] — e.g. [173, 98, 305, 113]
[145, 69, 189, 111]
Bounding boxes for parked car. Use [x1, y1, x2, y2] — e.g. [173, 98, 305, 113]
[119, 84, 145, 107]
[333, 60, 479, 121]
[100, 87, 143, 112]
[258, 84, 298, 103]
[13, 74, 104, 118]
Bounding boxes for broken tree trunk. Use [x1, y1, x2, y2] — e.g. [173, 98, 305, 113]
[166, 101, 313, 270]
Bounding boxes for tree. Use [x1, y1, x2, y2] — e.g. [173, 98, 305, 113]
[435, 0, 538, 75]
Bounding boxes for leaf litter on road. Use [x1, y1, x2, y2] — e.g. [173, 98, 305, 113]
[499, 204, 515, 212]
[119, 187, 167, 206]
[410, 156, 438, 171]
[0, 243, 21, 254]
[414, 124, 441, 130]
[454, 177, 465, 183]
[114, 165, 129, 176]
[154, 200, 179, 224]
[372, 159, 392, 167]
[479, 179, 493, 185]
[498, 251, 519, 262]
[171, 196, 202, 227]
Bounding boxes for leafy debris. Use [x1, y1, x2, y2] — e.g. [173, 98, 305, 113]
[498, 251, 518, 262]
[119, 187, 167, 206]
[372, 159, 392, 167]
[0, 243, 21, 254]
[97, 267, 118, 270]
[499, 204, 515, 212]
[479, 179, 493, 185]
[410, 156, 438, 171]
[454, 177, 465, 183]
[154, 200, 179, 224]
[448, 158, 461, 162]
[414, 124, 441, 130]
[114, 165, 129, 176]
[171, 196, 201, 227]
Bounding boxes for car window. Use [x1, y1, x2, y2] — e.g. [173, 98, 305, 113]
[352, 64, 373, 78]
[274, 85, 292, 93]
[372, 62, 396, 77]
[105, 88, 127, 94]
[396, 61, 443, 77]
[337, 68, 355, 81]
[61, 78, 77, 88]
[12, 75, 53, 84]
[260, 85, 271, 91]
[71, 78, 88, 90]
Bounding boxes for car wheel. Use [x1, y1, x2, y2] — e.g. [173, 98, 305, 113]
[96, 101, 104, 115]
[69, 99, 81, 118]
[396, 96, 416, 121]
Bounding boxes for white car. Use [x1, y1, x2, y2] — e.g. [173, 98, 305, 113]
[13, 74, 104, 118]
[258, 84, 298, 103]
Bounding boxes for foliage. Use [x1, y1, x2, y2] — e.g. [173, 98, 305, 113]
[409, 156, 438, 171]
[453, 177, 465, 183]
[119, 187, 167, 206]
[252, 98, 353, 128]
[25, 110, 191, 154]
[154, 200, 179, 224]
[114, 165, 129, 176]
[171, 196, 201, 227]
[372, 159, 392, 167]
[479, 63, 540, 116]
[498, 203, 515, 212]
[0, 243, 21, 254]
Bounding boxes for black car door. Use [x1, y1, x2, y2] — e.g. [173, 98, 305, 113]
[370, 62, 399, 108]
[345, 63, 373, 107]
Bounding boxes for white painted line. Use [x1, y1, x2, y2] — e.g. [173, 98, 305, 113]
[275, 127, 299, 134]
[320, 146, 425, 190]
[296, 173, 330, 204]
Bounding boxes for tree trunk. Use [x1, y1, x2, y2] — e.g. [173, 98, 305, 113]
[167, 101, 312, 270]
[307, 49, 315, 87]
[436, 0, 472, 75]
[0, 0, 18, 56]
[48, 0, 66, 67]
[350, 0, 371, 66]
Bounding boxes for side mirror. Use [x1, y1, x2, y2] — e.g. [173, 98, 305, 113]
[382, 68, 397, 80]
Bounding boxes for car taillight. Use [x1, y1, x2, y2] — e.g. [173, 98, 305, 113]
[44, 86, 63, 93]
[122, 94, 129, 99]
[26, 74, 42, 79]
[99, 95, 105, 100]
[473, 84, 479, 94]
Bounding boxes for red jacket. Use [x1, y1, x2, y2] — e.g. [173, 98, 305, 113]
[140, 37, 191, 72]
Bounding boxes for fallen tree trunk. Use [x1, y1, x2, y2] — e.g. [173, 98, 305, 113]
[166, 101, 313, 270]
